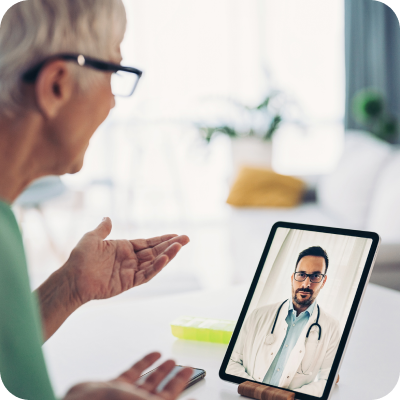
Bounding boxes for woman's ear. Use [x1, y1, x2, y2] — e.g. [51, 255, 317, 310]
[35, 60, 74, 119]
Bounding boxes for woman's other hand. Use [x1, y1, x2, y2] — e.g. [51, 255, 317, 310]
[64, 352, 193, 400]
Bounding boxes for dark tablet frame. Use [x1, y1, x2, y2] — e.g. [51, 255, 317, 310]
[219, 221, 380, 400]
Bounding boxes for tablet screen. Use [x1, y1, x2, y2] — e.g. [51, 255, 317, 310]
[220, 222, 379, 400]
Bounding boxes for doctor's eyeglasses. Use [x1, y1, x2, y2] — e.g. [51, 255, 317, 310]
[294, 272, 325, 283]
[22, 53, 143, 97]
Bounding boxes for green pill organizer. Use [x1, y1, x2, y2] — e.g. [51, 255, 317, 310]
[170, 316, 236, 344]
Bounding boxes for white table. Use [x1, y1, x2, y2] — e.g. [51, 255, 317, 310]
[43, 283, 400, 400]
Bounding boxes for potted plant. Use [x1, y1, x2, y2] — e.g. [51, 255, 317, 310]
[197, 94, 282, 172]
[352, 89, 398, 143]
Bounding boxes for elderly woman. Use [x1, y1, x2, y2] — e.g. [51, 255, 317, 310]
[0, 1, 193, 399]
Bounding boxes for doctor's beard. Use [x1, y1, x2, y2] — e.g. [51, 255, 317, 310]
[292, 287, 315, 308]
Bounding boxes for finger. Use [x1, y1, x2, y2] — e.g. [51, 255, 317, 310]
[90, 217, 112, 240]
[66, 382, 163, 400]
[130, 234, 178, 252]
[136, 235, 190, 262]
[138, 360, 176, 393]
[116, 352, 161, 384]
[151, 243, 182, 273]
[158, 367, 193, 400]
[134, 243, 182, 286]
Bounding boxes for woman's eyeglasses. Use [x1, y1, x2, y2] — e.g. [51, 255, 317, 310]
[22, 53, 143, 97]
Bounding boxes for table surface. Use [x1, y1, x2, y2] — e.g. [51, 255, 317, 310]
[43, 283, 400, 400]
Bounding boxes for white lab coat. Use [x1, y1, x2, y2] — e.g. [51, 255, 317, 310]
[227, 300, 341, 397]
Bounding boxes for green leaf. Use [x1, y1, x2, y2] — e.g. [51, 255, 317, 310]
[352, 89, 384, 124]
[216, 125, 238, 137]
[263, 115, 282, 140]
[198, 125, 239, 142]
[256, 96, 271, 110]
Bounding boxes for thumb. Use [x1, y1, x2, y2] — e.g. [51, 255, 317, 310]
[92, 217, 112, 239]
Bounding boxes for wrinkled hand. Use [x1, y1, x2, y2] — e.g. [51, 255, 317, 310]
[65, 218, 190, 305]
[64, 352, 193, 400]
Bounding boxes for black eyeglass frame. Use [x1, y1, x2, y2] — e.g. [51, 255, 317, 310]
[293, 272, 326, 283]
[22, 53, 143, 97]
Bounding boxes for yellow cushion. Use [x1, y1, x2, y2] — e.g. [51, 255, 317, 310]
[227, 166, 305, 207]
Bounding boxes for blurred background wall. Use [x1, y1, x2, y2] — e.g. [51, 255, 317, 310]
[2, 0, 400, 297]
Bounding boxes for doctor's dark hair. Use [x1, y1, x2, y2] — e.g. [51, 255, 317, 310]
[295, 246, 329, 274]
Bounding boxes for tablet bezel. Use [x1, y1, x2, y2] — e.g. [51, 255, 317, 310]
[219, 221, 380, 400]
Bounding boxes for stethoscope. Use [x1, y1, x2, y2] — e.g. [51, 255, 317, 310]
[264, 299, 322, 375]
[270, 299, 322, 340]
[265, 299, 322, 344]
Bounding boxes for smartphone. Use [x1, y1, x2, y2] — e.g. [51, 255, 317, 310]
[139, 365, 206, 392]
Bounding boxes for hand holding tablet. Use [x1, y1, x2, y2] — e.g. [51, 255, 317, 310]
[219, 222, 380, 400]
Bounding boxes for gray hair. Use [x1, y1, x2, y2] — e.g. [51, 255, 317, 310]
[0, 0, 127, 117]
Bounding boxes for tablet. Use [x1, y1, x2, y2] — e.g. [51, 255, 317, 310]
[219, 222, 380, 400]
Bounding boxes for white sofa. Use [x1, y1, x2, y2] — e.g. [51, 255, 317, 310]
[230, 130, 400, 290]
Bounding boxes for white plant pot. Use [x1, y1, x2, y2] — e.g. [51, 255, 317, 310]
[231, 136, 273, 178]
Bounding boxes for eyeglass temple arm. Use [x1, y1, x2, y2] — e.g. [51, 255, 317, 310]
[22, 54, 143, 82]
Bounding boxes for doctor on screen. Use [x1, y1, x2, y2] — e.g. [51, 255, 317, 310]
[227, 246, 341, 397]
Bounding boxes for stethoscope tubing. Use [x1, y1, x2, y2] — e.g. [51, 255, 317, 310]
[271, 299, 322, 340]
